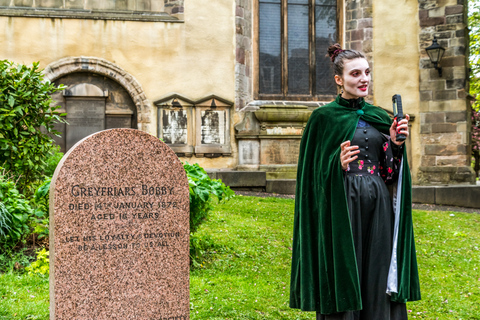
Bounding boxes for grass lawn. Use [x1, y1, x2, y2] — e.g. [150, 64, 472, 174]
[0, 195, 479, 319]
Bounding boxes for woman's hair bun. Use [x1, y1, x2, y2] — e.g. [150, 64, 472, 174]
[327, 43, 344, 62]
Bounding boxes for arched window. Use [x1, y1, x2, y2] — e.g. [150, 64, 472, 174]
[256, 0, 340, 100]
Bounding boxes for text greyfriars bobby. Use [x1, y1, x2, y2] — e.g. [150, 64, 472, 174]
[71, 185, 175, 197]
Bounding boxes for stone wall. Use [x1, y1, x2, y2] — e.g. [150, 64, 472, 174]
[417, 0, 475, 184]
[0, 0, 183, 21]
[235, 0, 253, 110]
[345, 0, 373, 99]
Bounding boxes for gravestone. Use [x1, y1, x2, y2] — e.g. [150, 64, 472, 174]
[50, 128, 190, 320]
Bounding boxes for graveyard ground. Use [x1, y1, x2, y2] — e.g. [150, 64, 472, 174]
[0, 195, 479, 319]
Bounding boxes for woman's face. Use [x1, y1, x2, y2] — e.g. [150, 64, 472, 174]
[334, 58, 370, 100]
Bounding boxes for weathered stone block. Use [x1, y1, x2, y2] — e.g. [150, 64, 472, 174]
[433, 90, 457, 101]
[13, 0, 33, 7]
[440, 56, 466, 67]
[446, 14, 464, 24]
[455, 29, 465, 37]
[425, 144, 461, 155]
[350, 29, 364, 41]
[428, 6, 445, 17]
[65, 0, 84, 9]
[450, 37, 466, 47]
[421, 155, 436, 167]
[435, 185, 480, 207]
[419, 79, 445, 91]
[456, 121, 467, 132]
[433, 30, 454, 39]
[423, 112, 446, 123]
[346, 20, 358, 31]
[457, 144, 467, 154]
[431, 123, 457, 133]
[411, 186, 435, 204]
[449, 99, 468, 111]
[36, 0, 63, 8]
[421, 124, 432, 134]
[436, 155, 468, 166]
[420, 101, 430, 112]
[436, 24, 458, 32]
[421, 132, 462, 145]
[445, 111, 466, 122]
[358, 18, 372, 29]
[216, 171, 266, 188]
[266, 179, 296, 195]
[420, 16, 446, 27]
[420, 91, 433, 101]
[446, 79, 465, 89]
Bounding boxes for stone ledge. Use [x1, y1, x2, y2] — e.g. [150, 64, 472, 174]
[206, 170, 266, 188]
[266, 179, 296, 195]
[413, 185, 480, 209]
[0, 8, 183, 22]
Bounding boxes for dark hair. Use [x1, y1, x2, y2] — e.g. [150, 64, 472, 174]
[327, 43, 366, 76]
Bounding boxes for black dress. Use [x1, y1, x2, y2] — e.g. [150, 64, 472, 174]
[317, 102, 407, 320]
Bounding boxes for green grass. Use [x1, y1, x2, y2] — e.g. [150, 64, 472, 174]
[0, 273, 49, 319]
[0, 196, 479, 319]
[410, 210, 480, 319]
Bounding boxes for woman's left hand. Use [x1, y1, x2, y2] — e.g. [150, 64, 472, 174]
[390, 114, 410, 146]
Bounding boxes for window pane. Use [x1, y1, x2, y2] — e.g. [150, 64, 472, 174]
[315, 0, 335, 5]
[315, 4, 337, 95]
[259, 1, 282, 94]
[288, 3, 309, 95]
[288, 0, 308, 4]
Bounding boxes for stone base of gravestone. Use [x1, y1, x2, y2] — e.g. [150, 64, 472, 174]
[50, 128, 190, 320]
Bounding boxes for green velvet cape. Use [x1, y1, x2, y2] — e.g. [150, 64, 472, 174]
[289, 95, 421, 314]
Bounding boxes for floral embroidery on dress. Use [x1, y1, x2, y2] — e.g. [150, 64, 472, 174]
[381, 138, 402, 184]
[367, 165, 376, 174]
[348, 159, 381, 176]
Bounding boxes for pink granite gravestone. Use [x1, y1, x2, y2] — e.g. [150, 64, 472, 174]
[50, 128, 190, 320]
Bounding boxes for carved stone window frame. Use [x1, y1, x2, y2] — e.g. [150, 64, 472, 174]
[194, 95, 233, 158]
[155, 94, 233, 158]
[155, 94, 195, 157]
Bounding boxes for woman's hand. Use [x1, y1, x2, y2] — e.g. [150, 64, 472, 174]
[390, 114, 410, 146]
[340, 140, 360, 170]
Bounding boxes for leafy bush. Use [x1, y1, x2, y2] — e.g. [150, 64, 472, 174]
[25, 248, 49, 276]
[184, 162, 234, 234]
[0, 60, 65, 194]
[30, 177, 51, 240]
[44, 145, 63, 177]
[0, 169, 33, 247]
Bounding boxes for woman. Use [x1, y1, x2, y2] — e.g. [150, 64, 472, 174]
[290, 44, 421, 320]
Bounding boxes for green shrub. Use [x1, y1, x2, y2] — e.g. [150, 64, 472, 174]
[0, 60, 65, 194]
[30, 177, 51, 240]
[184, 162, 234, 234]
[44, 145, 63, 177]
[0, 169, 33, 247]
[25, 248, 49, 276]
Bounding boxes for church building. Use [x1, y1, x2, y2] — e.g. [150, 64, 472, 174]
[0, 0, 473, 192]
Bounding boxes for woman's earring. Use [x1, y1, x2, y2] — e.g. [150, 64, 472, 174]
[340, 87, 344, 94]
